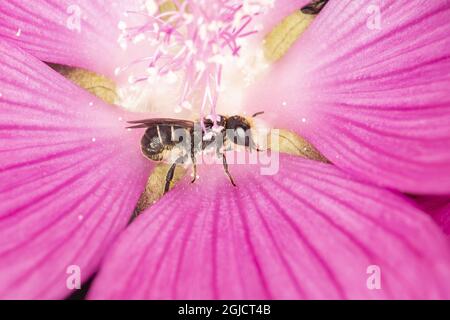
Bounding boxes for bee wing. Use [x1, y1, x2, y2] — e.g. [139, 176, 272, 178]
[126, 118, 195, 129]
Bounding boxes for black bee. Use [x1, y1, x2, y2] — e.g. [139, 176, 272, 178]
[127, 113, 263, 194]
[301, 0, 329, 15]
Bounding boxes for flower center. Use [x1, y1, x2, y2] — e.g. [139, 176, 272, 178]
[48, 1, 330, 213]
[114, 0, 273, 125]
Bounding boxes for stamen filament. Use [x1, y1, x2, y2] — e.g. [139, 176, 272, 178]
[117, 0, 273, 126]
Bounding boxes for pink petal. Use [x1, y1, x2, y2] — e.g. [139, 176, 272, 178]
[0, 0, 142, 77]
[245, 0, 450, 194]
[416, 196, 450, 236]
[90, 154, 450, 299]
[0, 41, 152, 299]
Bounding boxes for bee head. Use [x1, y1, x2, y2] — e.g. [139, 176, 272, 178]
[225, 115, 253, 148]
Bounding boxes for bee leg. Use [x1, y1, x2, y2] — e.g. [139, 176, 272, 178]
[191, 163, 197, 184]
[301, 0, 328, 15]
[164, 163, 177, 194]
[222, 154, 237, 187]
[191, 140, 197, 184]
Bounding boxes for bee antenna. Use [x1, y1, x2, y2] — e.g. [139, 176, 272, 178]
[252, 111, 265, 118]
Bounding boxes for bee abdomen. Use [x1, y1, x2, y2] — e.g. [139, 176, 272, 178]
[141, 144, 164, 161]
[140, 124, 190, 162]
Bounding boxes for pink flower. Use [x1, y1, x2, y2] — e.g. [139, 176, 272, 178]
[1, 0, 450, 299]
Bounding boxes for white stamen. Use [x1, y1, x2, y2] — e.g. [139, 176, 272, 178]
[133, 33, 146, 44]
[195, 61, 206, 73]
[165, 71, 178, 84]
[147, 67, 157, 76]
[145, 0, 158, 15]
[118, 21, 127, 30]
[181, 101, 192, 110]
